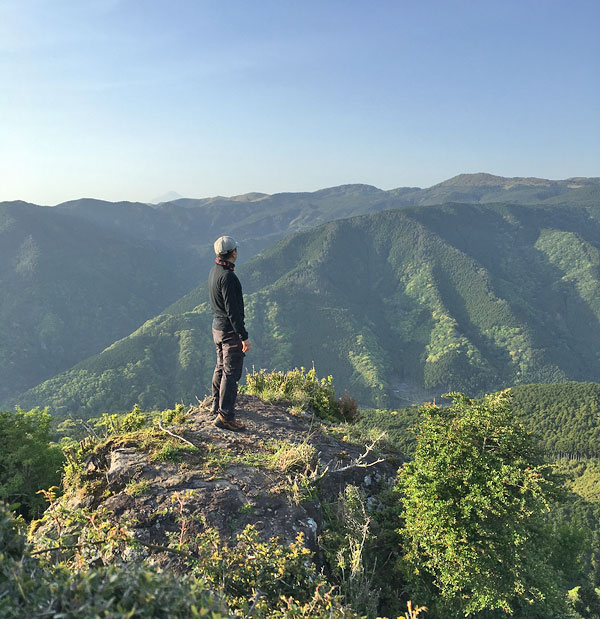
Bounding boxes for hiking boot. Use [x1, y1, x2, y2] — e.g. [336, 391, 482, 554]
[214, 413, 245, 432]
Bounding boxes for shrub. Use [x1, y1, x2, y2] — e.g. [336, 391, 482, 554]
[192, 525, 341, 616]
[0, 407, 65, 519]
[94, 403, 149, 435]
[244, 367, 344, 420]
[0, 501, 227, 618]
[397, 391, 565, 617]
[337, 390, 359, 422]
[160, 403, 188, 425]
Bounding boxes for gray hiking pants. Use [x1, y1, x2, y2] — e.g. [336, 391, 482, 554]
[211, 329, 244, 417]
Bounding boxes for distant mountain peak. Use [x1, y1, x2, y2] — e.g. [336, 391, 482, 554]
[439, 173, 508, 186]
[308, 184, 383, 198]
[433, 172, 600, 189]
[229, 192, 270, 202]
[149, 191, 183, 204]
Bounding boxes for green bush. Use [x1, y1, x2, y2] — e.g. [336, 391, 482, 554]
[192, 525, 342, 616]
[94, 403, 149, 435]
[397, 391, 565, 617]
[0, 407, 65, 519]
[0, 502, 227, 618]
[161, 402, 188, 425]
[244, 367, 348, 420]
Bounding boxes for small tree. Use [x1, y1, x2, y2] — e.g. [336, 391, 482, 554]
[0, 408, 64, 520]
[397, 391, 563, 617]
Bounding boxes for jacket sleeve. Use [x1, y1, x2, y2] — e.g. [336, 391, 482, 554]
[222, 272, 249, 340]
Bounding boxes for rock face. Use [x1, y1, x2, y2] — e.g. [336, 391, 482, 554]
[48, 395, 401, 564]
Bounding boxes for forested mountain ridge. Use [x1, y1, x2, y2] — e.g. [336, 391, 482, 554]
[0, 182, 440, 401]
[357, 382, 600, 460]
[510, 382, 600, 458]
[2, 174, 597, 411]
[0, 202, 201, 402]
[53, 174, 600, 249]
[11, 196, 600, 418]
[0, 186, 399, 403]
[52, 184, 402, 262]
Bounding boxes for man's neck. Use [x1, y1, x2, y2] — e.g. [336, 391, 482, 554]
[216, 255, 235, 270]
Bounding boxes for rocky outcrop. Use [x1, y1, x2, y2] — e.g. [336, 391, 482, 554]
[41, 395, 401, 565]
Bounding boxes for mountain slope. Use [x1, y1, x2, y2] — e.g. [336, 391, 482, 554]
[0, 202, 200, 402]
[403, 173, 600, 206]
[0, 186, 411, 404]
[12, 198, 600, 417]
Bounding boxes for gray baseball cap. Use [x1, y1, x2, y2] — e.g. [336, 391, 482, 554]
[214, 235, 238, 255]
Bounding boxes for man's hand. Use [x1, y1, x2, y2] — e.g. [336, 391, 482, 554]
[242, 338, 252, 353]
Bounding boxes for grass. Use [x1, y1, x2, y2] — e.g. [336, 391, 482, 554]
[238, 503, 255, 516]
[243, 367, 345, 420]
[201, 444, 266, 474]
[125, 479, 151, 497]
[151, 441, 199, 463]
[268, 440, 318, 474]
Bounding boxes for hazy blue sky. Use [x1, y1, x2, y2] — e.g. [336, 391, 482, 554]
[1, 0, 598, 204]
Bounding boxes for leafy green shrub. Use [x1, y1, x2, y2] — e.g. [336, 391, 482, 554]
[192, 525, 342, 616]
[94, 403, 149, 435]
[397, 391, 565, 617]
[0, 501, 227, 618]
[161, 402, 188, 425]
[0, 407, 65, 519]
[0, 502, 25, 561]
[244, 367, 344, 420]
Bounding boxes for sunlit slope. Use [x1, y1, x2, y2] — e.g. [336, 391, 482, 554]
[0, 185, 406, 403]
[3, 175, 596, 405]
[12, 199, 600, 416]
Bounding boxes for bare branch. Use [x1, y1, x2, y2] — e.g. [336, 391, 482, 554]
[157, 420, 197, 448]
[309, 433, 387, 483]
[244, 590, 263, 618]
[332, 457, 385, 474]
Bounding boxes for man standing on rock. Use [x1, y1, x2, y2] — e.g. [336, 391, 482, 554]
[209, 236, 251, 431]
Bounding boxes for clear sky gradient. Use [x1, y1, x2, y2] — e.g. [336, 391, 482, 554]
[1, 0, 598, 205]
